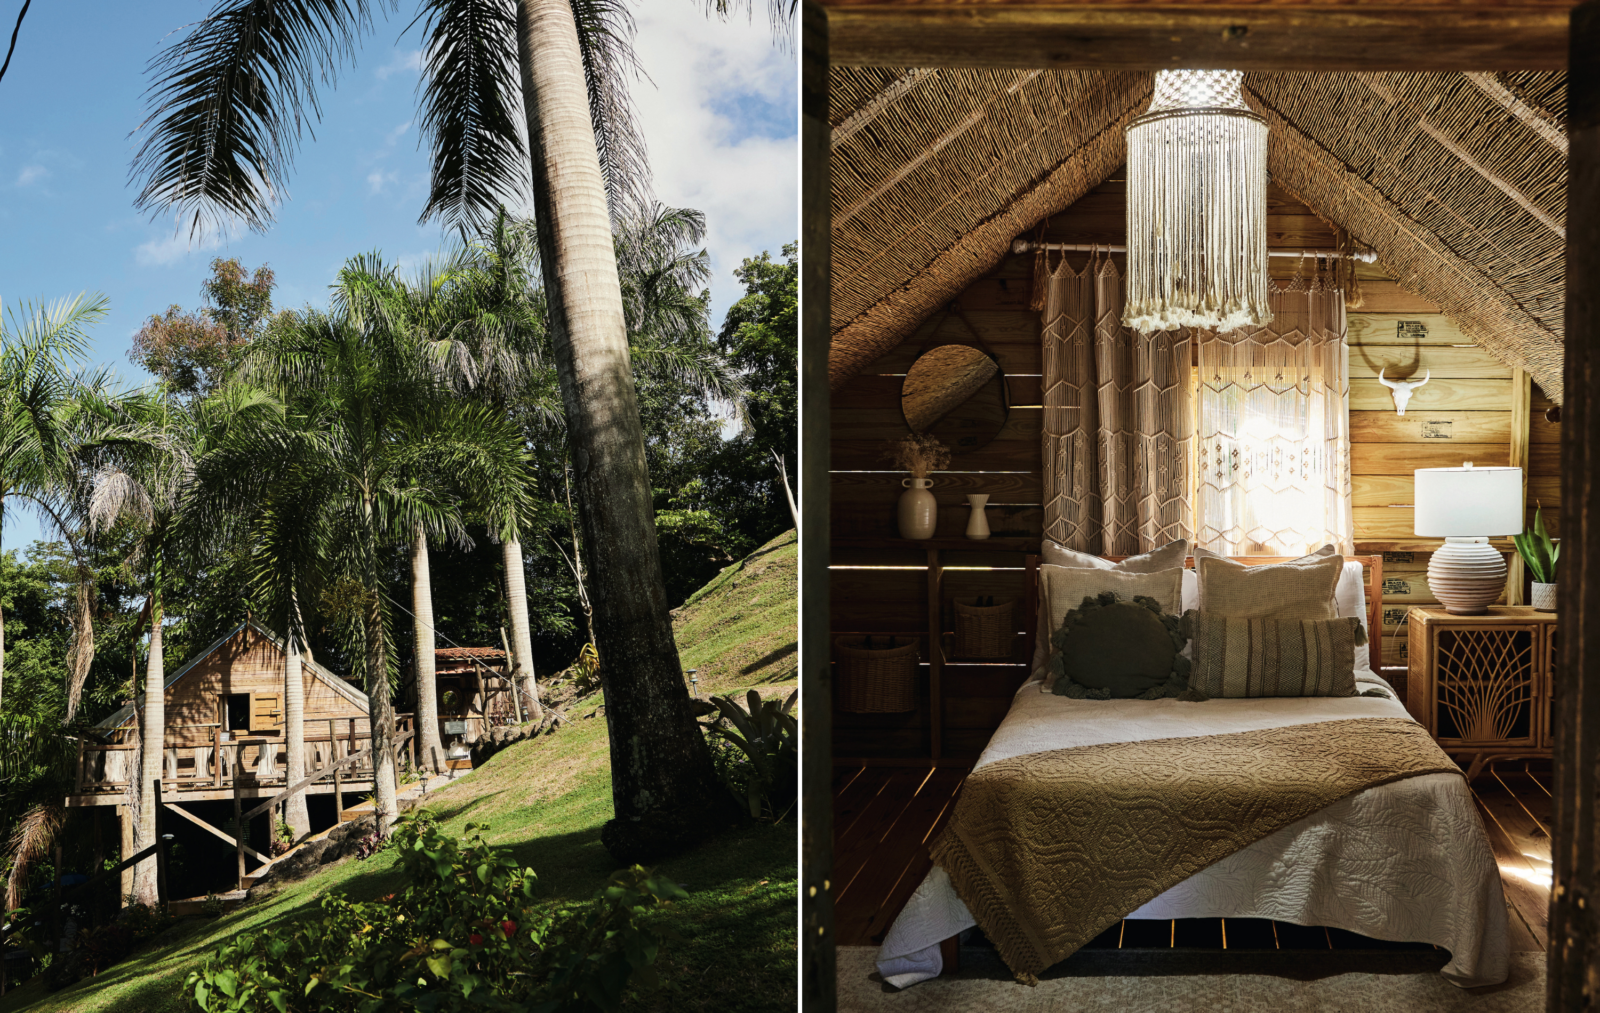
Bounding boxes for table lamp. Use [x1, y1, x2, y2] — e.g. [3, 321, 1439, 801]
[1414, 463, 1524, 615]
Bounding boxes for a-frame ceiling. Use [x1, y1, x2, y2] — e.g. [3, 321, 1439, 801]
[828, 69, 1568, 400]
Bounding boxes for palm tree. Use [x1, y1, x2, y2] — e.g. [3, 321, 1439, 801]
[0, 293, 110, 715]
[331, 250, 542, 767]
[85, 384, 276, 903]
[197, 287, 530, 835]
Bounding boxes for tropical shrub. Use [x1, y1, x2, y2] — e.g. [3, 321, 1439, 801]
[702, 690, 798, 820]
[184, 809, 686, 1012]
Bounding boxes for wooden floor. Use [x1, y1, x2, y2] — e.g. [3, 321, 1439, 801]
[832, 760, 1552, 953]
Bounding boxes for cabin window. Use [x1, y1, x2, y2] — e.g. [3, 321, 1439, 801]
[223, 693, 251, 732]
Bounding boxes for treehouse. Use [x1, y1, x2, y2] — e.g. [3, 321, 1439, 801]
[68, 620, 408, 809]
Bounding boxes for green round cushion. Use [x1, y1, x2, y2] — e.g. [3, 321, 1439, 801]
[1055, 597, 1181, 698]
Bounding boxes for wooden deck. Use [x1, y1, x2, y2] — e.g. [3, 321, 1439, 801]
[832, 760, 1551, 953]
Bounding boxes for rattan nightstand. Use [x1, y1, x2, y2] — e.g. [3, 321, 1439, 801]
[1405, 606, 1557, 781]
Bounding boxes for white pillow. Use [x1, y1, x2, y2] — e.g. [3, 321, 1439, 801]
[1334, 560, 1373, 674]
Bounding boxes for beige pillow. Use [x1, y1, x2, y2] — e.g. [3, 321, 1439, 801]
[1040, 566, 1185, 671]
[1031, 540, 1188, 677]
[1196, 555, 1342, 621]
[1044, 538, 1190, 574]
[1192, 542, 1336, 567]
[1186, 611, 1361, 697]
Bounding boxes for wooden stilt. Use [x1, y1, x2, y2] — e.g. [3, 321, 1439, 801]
[233, 779, 245, 890]
[1551, 8, 1600, 1008]
[118, 803, 134, 907]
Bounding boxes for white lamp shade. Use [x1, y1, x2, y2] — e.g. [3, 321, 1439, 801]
[1414, 466, 1524, 537]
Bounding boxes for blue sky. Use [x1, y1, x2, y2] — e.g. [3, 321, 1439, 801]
[0, 0, 798, 549]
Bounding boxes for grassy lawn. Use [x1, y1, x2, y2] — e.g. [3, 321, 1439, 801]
[0, 532, 797, 1013]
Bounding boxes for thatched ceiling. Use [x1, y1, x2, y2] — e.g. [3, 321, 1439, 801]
[828, 69, 1568, 401]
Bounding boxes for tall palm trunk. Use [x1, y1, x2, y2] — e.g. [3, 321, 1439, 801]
[516, 0, 733, 862]
[502, 536, 542, 722]
[134, 582, 164, 905]
[283, 618, 310, 839]
[362, 497, 399, 835]
[412, 528, 445, 771]
[363, 590, 400, 835]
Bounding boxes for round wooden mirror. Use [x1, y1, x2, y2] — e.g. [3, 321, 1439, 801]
[901, 344, 1010, 454]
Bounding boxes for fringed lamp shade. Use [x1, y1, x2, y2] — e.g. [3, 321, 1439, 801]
[1124, 70, 1271, 334]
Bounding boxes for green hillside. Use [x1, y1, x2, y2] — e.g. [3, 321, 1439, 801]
[673, 529, 797, 696]
[0, 540, 799, 1013]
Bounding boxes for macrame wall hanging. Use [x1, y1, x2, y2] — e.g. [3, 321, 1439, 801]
[1124, 70, 1271, 334]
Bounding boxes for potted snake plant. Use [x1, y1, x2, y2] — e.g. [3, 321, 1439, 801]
[1513, 505, 1559, 612]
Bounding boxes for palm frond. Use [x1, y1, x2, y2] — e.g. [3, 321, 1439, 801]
[413, 0, 529, 232]
[567, 0, 651, 219]
[5, 804, 62, 912]
[130, 0, 385, 236]
[700, 0, 795, 48]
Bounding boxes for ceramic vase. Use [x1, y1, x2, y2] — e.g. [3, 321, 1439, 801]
[1532, 581, 1557, 612]
[965, 494, 991, 540]
[898, 477, 937, 539]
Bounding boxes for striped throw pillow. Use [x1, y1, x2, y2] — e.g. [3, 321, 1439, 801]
[1185, 611, 1363, 698]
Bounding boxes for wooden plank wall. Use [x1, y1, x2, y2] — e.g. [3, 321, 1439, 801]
[162, 627, 369, 749]
[830, 174, 1548, 758]
[1343, 263, 1550, 664]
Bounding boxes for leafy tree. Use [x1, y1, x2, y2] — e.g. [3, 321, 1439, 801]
[128, 258, 275, 399]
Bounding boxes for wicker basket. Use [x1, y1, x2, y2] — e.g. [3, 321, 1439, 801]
[834, 636, 919, 713]
[952, 597, 1017, 659]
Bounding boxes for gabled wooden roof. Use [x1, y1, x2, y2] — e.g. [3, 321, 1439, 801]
[829, 69, 1568, 400]
[93, 620, 368, 731]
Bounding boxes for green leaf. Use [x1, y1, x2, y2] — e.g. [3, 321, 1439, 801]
[426, 953, 452, 979]
[267, 989, 289, 1013]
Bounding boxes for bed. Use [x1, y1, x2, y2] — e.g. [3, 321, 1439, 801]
[873, 555, 1510, 990]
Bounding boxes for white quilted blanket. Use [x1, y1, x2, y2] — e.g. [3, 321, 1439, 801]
[876, 671, 1509, 989]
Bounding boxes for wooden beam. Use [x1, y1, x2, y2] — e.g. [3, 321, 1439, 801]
[163, 801, 273, 865]
[801, 5, 838, 1009]
[1550, 3, 1600, 1006]
[1507, 368, 1532, 605]
[832, 68, 937, 148]
[1463, 71, 1568, 153]
[823, 6, 1572, 72]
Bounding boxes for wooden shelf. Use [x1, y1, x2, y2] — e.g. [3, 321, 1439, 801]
[833, 536, 1038, 552]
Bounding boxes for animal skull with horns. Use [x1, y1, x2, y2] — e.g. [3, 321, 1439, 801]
[1377, 367, 1429, 415]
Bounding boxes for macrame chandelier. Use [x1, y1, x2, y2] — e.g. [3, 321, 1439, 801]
[1124, 70, 1272, 334]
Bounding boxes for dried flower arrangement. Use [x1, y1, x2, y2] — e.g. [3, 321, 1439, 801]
[883, 434, 951, 478]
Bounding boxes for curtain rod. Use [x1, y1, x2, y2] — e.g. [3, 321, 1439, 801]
[1009, 240, 1377, 262]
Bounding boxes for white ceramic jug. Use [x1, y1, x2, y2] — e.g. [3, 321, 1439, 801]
[965, 493, 991, 540]
[899, 477, 937, 539]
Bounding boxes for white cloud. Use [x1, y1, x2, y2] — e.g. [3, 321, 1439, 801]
[385, 120, 413, 147]
[368, 169, 400, 194]
[16, 164, 48, 186]
[629, 5, 797, 322]
[135, 229, 223, 267]
[377, 49, 423, 82]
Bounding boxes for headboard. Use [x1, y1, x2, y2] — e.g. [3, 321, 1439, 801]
[1033, 555, 1385, 650]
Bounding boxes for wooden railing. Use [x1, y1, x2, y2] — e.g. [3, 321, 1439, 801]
[73, 715, 416, 794]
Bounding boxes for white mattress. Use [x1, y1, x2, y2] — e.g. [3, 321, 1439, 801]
[875, 671, 1510, 990]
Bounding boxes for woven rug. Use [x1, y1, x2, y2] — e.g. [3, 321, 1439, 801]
[835, 946, 1546, 1012]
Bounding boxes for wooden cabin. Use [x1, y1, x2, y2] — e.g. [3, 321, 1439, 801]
[803, 16, 1593, 1006]
[71, 621, 385, 807]
[432, 646, 519, 741]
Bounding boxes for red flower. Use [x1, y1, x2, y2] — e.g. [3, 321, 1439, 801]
[468, 933, 484, 946]
[501, 921, 517, 938]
